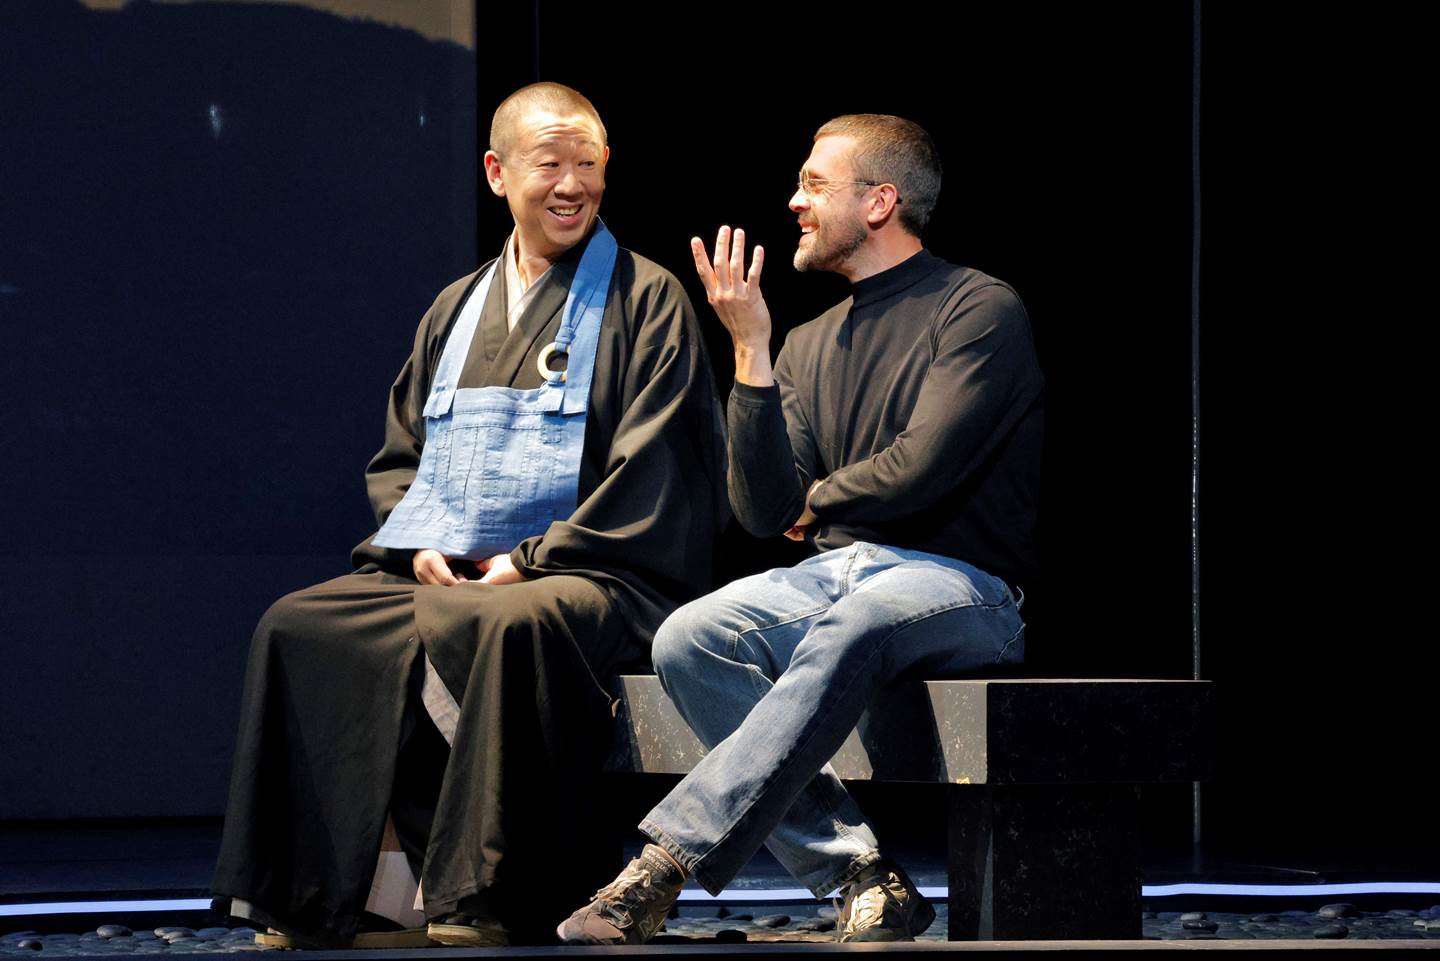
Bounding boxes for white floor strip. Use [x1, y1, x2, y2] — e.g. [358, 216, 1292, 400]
[678, 888, 835, 901]
[0, 899, 212, 917]
[1143, 882, 1440, 897]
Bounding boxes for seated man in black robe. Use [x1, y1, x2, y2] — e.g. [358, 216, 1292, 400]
[210, 82, 726, 947]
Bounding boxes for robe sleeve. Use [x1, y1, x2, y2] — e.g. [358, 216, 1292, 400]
[509, 268, 727, 610]
[807, 283, 1043, 525]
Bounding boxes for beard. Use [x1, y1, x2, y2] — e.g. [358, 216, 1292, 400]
[793, 214, 867, 273]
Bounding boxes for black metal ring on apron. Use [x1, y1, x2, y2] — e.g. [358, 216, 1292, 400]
[536, 342, 568, 383]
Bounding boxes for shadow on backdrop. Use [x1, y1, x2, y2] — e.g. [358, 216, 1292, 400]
[1, 0, 485, 818]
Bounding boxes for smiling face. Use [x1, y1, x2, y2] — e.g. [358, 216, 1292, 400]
[789, 135, 869, 274]
[484, 109, 608, 264]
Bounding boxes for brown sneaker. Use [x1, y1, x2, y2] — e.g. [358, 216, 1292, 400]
[555, 844, 686, 944]
[837, 860, 936, 942]
[255, 925, 437, 949]
[426, 913, 509, 947]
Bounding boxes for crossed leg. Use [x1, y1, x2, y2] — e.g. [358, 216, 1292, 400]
[641, 542, 1025, 897]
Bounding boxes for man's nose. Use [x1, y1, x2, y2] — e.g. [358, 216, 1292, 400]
[556, 169, 582, 195]
[788, 187, 809, 212]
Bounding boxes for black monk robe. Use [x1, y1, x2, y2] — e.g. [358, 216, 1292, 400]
[212, 231, 727, 944]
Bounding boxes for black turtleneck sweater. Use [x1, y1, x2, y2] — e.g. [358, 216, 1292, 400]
[727, 249, 1044, 587]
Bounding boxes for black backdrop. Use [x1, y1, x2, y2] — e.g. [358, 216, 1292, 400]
[1, 1, 1431, 876]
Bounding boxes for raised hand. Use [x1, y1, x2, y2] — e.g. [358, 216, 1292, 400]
[691, 226, 774, 387]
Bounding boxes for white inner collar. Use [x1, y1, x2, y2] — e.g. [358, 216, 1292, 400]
[502, 231, 549, 332]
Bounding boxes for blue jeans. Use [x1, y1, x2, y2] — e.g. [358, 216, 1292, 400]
[639, 542, 1024, 897]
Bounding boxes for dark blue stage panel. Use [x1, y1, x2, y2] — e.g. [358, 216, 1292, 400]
[0, 0, 479, 818]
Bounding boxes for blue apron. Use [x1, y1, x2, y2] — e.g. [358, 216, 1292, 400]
[372, 222, 618, 559]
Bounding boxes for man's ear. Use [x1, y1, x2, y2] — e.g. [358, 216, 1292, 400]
[865, 183, 900, 227]
[483, 150, 506, 197]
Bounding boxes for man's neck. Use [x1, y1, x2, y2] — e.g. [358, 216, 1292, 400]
[512, 230, 557, 291]
[838, 231, 924, 284]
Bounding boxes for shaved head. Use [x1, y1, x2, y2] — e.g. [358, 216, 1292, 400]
[490, 82, 607, 160]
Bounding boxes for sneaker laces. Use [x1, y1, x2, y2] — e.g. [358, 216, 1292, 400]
[591, 861, 661, 927]
[842, 870, 906, 936]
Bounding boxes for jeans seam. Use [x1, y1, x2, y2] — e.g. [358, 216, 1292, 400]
[804, 778, 851, 841]
[734, 610, 828, 697]
[883, 594, 1017, 631]
[639, 820, 705, 887]
[747, 662, 770, 700]
[839, 544, 863, 595]
[792, 780, 879, 897]
[816, 849, 882, 899]
[735, 604, 830, 636]
[854, 566, 1013, 618]
[995, 624, 1025, 664]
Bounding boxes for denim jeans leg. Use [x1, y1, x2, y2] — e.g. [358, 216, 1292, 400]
[641, 544, 1023, 897]
[640, 548, 881, 896]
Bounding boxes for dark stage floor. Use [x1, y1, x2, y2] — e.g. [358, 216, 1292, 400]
[4, 822, 1440, 950]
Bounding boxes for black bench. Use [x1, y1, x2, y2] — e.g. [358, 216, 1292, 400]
[606, 676, 1213, 941]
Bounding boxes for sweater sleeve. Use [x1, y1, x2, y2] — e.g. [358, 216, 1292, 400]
[725, 361, 815, 538]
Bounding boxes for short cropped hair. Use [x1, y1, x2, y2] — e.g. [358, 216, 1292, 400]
[489, 82, 607, 160]
[814, 114, 941, 236]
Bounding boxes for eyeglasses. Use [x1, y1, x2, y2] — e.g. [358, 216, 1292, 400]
[795, 171, 902, 203]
